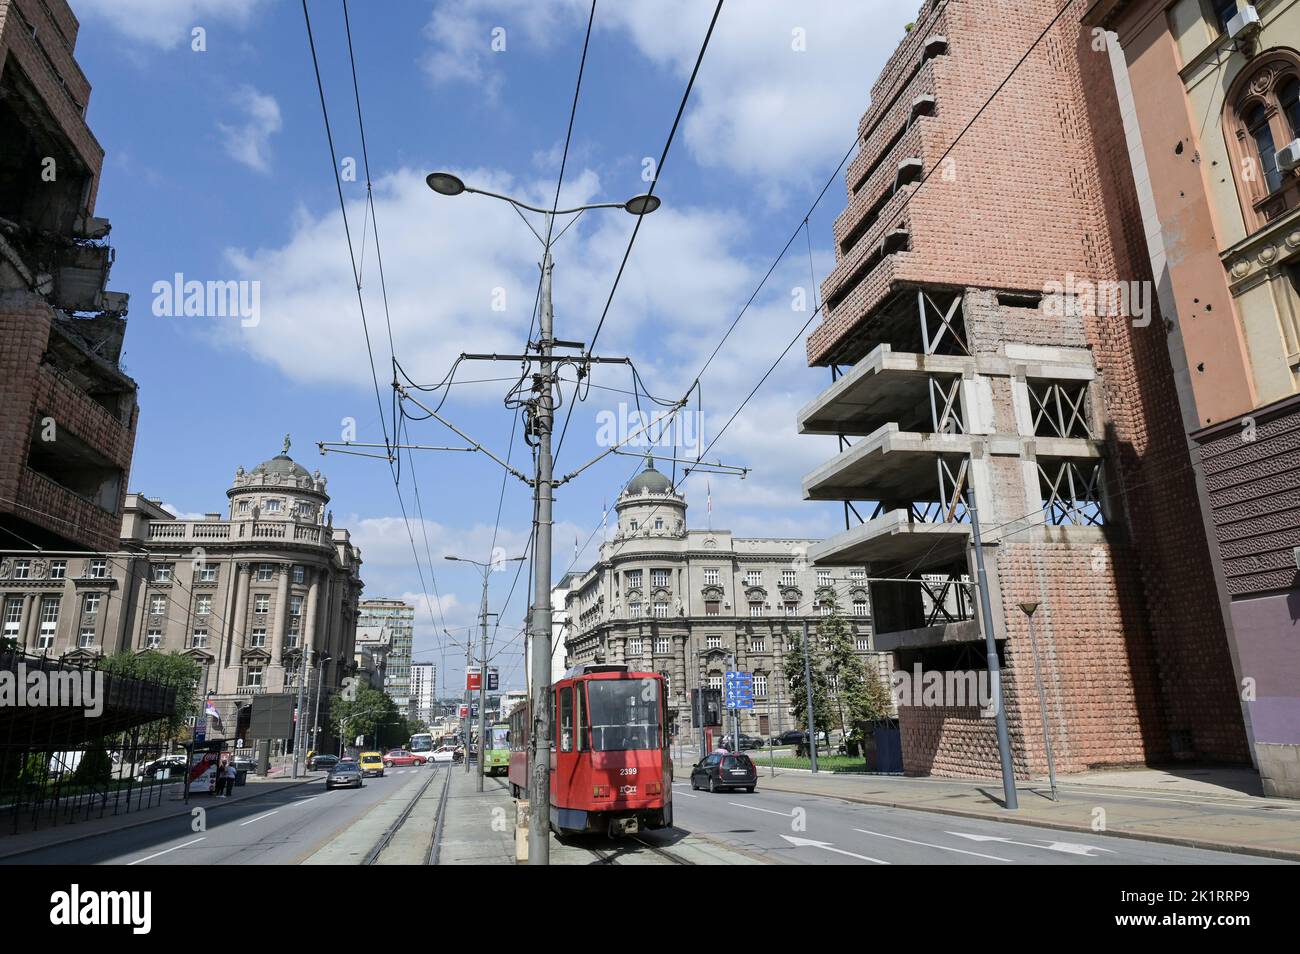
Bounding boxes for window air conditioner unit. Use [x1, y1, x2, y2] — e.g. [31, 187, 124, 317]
[1227, 5, 1261, 41]
[1277, 139, 1300, 173]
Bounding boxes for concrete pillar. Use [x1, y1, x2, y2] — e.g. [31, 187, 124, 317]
[304, 569, 320, 654]
[21, 592, 39, 650]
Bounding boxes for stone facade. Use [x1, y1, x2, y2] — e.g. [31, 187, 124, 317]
[562, 458, 883, 738]
[800, 0, 1248, 780]
[0, 447, 364, 752]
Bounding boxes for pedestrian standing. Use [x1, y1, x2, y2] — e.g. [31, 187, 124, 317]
[223, 759, 237, 797]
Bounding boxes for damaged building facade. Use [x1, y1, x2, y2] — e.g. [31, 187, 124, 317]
[1083, 0, 1300, 796]
[802, 0, 1250, 780]
[0, 0, 136, 555]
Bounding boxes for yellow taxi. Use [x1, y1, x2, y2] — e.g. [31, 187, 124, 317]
[358, 751, 385, 778]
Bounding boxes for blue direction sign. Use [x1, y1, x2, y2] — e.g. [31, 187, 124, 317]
[723, 671, 754, 710]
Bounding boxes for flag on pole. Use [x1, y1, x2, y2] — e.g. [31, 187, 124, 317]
[575, 532, 580, 560]
[205, 697, 223, 731]
[707, 481, 713, 529]
[601, 498, 608, 541]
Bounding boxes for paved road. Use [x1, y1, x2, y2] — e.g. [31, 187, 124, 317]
[0, 765, 437, 865]
[653, 780, 1289, 865]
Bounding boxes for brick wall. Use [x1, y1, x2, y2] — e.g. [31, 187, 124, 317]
[0, 293, 137, 551]
[814, 0, 1250, 772]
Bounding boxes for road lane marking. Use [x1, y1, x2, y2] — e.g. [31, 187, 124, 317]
[287, 796, 318, 808]
[239, 811, 279, 826]
[128, 837, 206, 865]
[727, 801, 791, 817]
[675, 791, 697, 797]
[780, 835, 888, 864]
[853, 828, 1014, 862]
[946, 831, 1115, 857]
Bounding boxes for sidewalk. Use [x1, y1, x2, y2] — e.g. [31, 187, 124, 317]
[0, 771, 320, 861]
[706, 759, 1300, 861]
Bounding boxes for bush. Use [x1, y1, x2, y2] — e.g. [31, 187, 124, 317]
[72, 741, 113, 787]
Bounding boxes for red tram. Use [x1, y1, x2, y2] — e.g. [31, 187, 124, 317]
[507, 664, 672, 836]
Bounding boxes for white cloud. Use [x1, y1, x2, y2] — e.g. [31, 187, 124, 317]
[71, 0, 262, 50]
[159, 503, 207, 520]
[216, 85, 282, 174]
[421, 0, 919, 184]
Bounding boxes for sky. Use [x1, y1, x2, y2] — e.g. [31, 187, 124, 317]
[67, 0, 920, 693]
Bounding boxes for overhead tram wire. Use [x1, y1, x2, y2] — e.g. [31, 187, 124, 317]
[552, 0, 1077, 583]
[552, 0, 724, 469]
[304, 1, 454, 663]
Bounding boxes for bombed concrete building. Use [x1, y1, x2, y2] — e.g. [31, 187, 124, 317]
[0, 0, 137, 554]
[801, 0, 1250, 779]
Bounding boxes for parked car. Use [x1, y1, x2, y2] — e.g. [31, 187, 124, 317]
[308, 754, 340, 772]
[720, 733, 766, 751]
[383, 749, 427, 768]
[691, 753, 757, 793]
[232, 754, 257, 773]
[141, 755, 188, 779]
[325, 762, 363, 790]
[358, 752, 385, 777]
[431, 744, 463, 764]
[770, 730, 808, 748]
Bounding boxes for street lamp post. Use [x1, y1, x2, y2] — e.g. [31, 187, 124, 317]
[1019, 602, 1057, 801]
[446, 554, 525, 792]
[427, 171, 659, 865]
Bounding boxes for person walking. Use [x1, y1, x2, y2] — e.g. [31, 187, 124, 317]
[223, 758, 237, 797]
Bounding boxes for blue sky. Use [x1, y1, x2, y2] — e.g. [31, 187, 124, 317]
[68, 0, 917, 692]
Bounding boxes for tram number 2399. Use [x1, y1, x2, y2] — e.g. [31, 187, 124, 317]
[619, 768, 638, 776]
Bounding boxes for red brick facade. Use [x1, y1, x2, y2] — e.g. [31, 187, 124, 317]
[816, 0, 1248, 778]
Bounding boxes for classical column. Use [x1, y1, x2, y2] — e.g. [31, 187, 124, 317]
[303, 569, 321, 655]
[229, 563, 250, 669]
[22, 592, 40, 650]
[270, 562, 290, 665]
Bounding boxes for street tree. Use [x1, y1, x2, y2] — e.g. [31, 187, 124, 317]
[783, 628, 833, 752]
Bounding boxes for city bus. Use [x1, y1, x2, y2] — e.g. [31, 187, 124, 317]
[409, 732, 435, 758]
[483, 722, 510, 776]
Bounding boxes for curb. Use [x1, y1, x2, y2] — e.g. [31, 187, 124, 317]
[0, 776, 320, 861]
[752, 779, 1300, 862]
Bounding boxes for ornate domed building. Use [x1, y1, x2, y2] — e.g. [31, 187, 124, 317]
[561, 456, 879, 740]
[0, 437, 364, 757]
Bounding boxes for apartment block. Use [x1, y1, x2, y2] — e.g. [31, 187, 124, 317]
[0, 0, 137, 553]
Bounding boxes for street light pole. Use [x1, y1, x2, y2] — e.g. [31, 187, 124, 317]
[802, 618, 818, 774]
[528, 246, 556, 865]
[968, 488, 1019, 810]
[1020, 602, 1057, 801]
[424, 171, 660, 866]
[477, 574, 489, 793]
[292, 651, 307, 779]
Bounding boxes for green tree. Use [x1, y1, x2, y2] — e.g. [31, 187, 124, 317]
[331, 684, 407, 750]
[818, 594, 884, 737]
[72, 738, 113, 787]
[783, 628, 833, 750]
[100, 650, 204, 738]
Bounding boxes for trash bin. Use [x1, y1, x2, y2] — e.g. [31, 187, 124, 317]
[235, 769, 249, 787]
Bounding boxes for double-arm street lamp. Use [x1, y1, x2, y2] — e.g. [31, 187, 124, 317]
[446, 553, 526, 792]
[427, 171, 660, 864]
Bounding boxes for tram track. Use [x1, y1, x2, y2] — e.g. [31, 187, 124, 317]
[361, 764, 452, 866]
[587, 831, 696, 865]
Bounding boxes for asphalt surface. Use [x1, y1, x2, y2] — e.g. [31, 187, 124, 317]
[1, 765, 436, 865]
[657, 779, 1290, 865]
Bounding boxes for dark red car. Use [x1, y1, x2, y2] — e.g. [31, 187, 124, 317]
[383, 749, 427, 767]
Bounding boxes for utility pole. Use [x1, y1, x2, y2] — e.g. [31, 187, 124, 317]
[310, 652, 329, 758]
[464, 637, 473, 775]
[967, 488, 1019, 810]
[1020, 601, 1057, 801]
[802, 618, 818, 774]
[292, 651, 307, 778]
[528, 247, 556, 865]
[477, 578, 489, 793]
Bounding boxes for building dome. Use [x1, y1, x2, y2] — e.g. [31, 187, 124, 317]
[251, 453, 312, 480]
[623, 456, 674, 496]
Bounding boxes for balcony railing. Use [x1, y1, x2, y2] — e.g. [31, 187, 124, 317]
[146, 520, 330, 547]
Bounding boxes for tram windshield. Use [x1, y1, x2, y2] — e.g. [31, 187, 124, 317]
[587, 678, 661, 751]
[490, 726, 510, 749]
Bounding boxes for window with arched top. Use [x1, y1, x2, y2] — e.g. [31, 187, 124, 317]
[1225, 52, 1300, 232]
